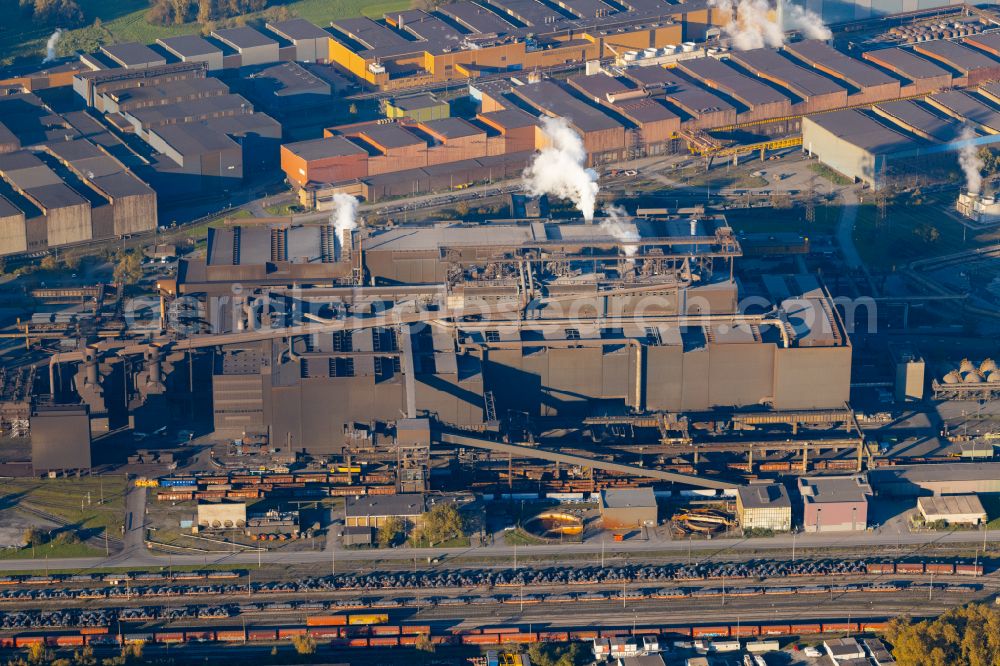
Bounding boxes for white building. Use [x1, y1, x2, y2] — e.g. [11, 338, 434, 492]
[918, 494, 987, 525]
[825, 637, 866, 662]
[957, 192, 1000, 226]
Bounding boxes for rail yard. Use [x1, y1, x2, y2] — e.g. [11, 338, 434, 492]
[4, 0, 1000, 663]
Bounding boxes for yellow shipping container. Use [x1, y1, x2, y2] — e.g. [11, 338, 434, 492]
[348, 614, 389, 626]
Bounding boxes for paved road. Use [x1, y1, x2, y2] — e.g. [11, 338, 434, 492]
[837, 187, 862, 270]
[1, 526, 995, 573]
[123, 485, 146, 554]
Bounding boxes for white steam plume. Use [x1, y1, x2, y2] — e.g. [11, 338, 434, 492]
[709, 0, 829, 50]
[601, 205, 639, 257]
[523, 116, 599, 223]
[330, 193, 359, 258]
[43, 29, 63, 63]
[958, 125, 984, 196]
[783, 3, 832, 40]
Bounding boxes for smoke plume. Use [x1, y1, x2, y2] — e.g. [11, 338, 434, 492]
[601, 205, 639, 257]
[330, 193, 359, 258]
[783, 3, 832, 40]
[523, 116, 599, 222]
[958, 125, 984, 195]
[43, 29, 62, 63]
[709, 0, 829, 50]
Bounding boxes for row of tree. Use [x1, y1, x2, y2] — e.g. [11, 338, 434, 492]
[5, 642, 143, 666]
[18, 0, 84, 27]
[376, 502, 466, 548]
[146, 0, 268, 26]
[885, 604, 1000, 666]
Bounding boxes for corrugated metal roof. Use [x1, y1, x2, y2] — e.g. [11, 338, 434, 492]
[513, 80, 623, 133]
[805, 109, 919, 153]
[678, 56, 789, 107]
[915, 39, 1000, 73]
[730, 48, 845, 99]
[863, 46, 951, 80]
[785, 40, 898, 89]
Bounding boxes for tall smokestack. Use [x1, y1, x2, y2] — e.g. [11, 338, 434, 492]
[523, 116, 600, 223]
[329, 193, 359, 260]
[958, 125, 984, 196]
[43, 29, 62, 63]
[147, 346, 162, 385]
[84, 347, 98, 386]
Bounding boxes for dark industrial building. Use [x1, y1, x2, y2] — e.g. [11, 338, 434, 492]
[248, 62, 333, 116]
[114, 214, 852, 456]
[30, 403, 92, 473]
[72, 60, 281, 195]
[0, 92, 157, 254]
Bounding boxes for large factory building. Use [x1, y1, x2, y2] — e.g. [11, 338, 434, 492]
[0, 92, 157, 254]
[163, 214, 855, 453]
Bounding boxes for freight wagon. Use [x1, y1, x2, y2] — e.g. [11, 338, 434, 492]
[348, 614, 389, 625]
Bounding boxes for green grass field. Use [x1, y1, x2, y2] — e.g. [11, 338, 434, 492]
[852, 192, 968, 270]
[3, 0, 411, 66]
[0, 477, 127, 558]
[723, 204, 839, 236]
[809, 162, 853, 187]
[676, 166, 768, 191]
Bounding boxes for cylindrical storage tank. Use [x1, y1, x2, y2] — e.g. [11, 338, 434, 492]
[84, 347, 99, 386]
[979, 358, 996, 374]
[623, 51, 638, 61]
[988, 371, 1000, 383]
[644, 47, 658, 57]
[963, 371, 983, 384]
[960, 358, 976, 373]
[682, 41, 696, 52]
[663, 45, 677, 55]
[943, 370, 961, 384]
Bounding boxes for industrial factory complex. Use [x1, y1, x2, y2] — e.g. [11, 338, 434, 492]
[4, 0, 1000, 218]
[0, 0, 997, 524]
[4, 2, 1000, 664]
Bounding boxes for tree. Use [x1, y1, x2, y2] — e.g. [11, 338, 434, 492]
[527, 642, 586, 666]
[377, 516, 404, 548]
[29, 0, 85, 26]
[72, 645, 96, 666]
[886, 604, 1000, 666]
[22, 527, 43, 548]
[121, 642, 143, 663]
[113, 251, 142, 286]
[290, 634, 316, 655]
[197, 0, 215, 22]
[419, 502, 464, 545]
[172, 0, 194, 23]
[414, 633, 435, 652]
[26, 642, 52, 665]
[914, 223, 941, 245]
[146, 0, 175, 25]
[40, 255, 60, 271]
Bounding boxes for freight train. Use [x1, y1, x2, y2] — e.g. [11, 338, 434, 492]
[0, 618, 901, 650]
[0, 582, 981, 633]
[0, 559, 983, 591]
